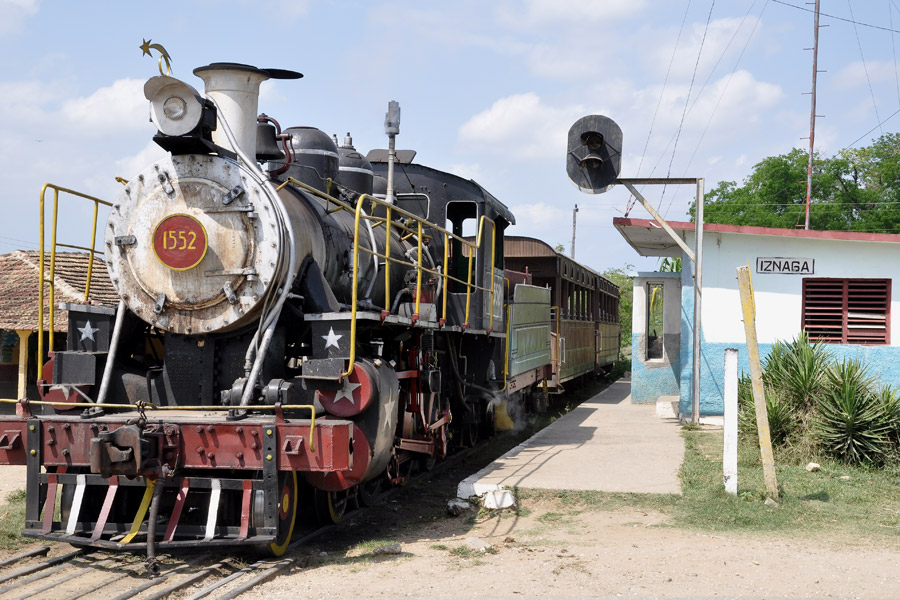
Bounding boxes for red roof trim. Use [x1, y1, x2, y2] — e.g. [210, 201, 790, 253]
[612, 217, 900, 243]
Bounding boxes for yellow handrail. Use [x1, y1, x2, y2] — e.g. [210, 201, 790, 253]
[415, 220, 423, 316]
[552, 305, 561, 375]
[276, 180, 502, 377]
[384, 204, 392, 310]
[38, 184, 112, 367]
[442, 232, 449, 321]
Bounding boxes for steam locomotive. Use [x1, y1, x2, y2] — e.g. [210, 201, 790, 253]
[0, 62, 618, 559]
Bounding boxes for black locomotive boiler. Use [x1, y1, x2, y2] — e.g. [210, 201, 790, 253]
[0, 61, 618, 559]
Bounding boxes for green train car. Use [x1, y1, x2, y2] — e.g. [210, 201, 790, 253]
[504, 236, 620, 393]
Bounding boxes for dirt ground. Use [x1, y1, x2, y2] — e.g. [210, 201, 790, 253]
[237, 496, 900, 600]
[0, 465, 24, 504]
[1, 429, 898, 599]
[1, 462, 899, 599]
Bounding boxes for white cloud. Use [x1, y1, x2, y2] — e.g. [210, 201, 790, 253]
[833, 60, 900, 90]
[61, 78, 148, 135]
[112, 142, 168, 186]
[0, 0, 39, 36]
[653, 17, 760, 81]
[458, 93, 587, 159]
[447, 162, 486, 183]
[498, 0, 646, 28]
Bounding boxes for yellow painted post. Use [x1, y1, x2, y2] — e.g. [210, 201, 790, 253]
[736, 265, 779, 499]
[16, 330, 30, 399]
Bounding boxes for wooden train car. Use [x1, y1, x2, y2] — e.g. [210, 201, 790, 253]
[504, 236, 620, 391]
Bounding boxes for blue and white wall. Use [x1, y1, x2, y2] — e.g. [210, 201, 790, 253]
[678, 231, 900, 416]
[631, 273, 682, 404]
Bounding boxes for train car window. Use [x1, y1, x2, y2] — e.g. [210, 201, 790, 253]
[647, 283, 664, 360]
[446, 201, 478, 293]
[493, 221, 506, 269]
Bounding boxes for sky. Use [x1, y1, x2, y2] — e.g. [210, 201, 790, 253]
[2, 0, 900, 276]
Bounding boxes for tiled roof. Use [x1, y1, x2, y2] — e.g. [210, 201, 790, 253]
[0, 251, 118, 332]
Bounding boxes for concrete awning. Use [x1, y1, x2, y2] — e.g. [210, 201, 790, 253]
[612, 217, 900, 258]
[613, 217, 691, 258]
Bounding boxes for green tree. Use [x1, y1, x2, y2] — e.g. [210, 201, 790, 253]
[602, 265, 634, 343]
[690, 134, 900, 232]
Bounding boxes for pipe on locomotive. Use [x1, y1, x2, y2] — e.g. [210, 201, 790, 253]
[192, 65, 302, 407]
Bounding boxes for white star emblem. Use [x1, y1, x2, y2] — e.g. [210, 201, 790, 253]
[334, 381, 360, 405]
[78, 320, 99, 342]
[322, 327, 342, 350]
[382, 406, 395, 437]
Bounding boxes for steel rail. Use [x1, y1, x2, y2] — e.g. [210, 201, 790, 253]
[0, 546, 50, 568]
[0, 549, 86, 586]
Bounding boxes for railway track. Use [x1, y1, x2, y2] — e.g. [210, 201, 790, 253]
[0, 377, 611, 599]
[0, 445, 481, 600]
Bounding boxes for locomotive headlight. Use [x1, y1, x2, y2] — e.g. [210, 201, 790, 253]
[163, 96, 187, 120]
[144, 75, 203, 136]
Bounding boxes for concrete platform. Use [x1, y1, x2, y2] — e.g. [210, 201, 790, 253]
[458, 378, 684, 497]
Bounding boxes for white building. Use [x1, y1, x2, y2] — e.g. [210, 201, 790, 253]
[615, 217, 900, 417]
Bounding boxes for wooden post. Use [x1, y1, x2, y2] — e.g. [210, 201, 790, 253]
[723, 348, 738, 495]
[736, 266, 778, 499]
[16, 329, 30, 399]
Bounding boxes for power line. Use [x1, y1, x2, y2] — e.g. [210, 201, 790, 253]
[683, 0, 769, 176]
[845, 108, 900, 147]
[661, 0, 717, 212]
[772, 0, 900, 33]
[847, 0, 884, 137]
[890, 0, 900, 107]
[626, 0, 695, 217]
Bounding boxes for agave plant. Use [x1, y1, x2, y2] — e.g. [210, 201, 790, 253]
[878, 386, 900, 448]
[763, 332, 831, 409]
[737, 374, 799, 447]
[815, 359, 894, 465]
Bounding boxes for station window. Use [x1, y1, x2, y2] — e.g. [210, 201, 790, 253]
[647, 283, 664, 359]
[802, 278, 891, 345]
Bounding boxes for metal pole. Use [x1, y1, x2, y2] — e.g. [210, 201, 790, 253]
[805, 0, 820, 230]
[692, 178, 704, 423]
[570, 204, 578, 259]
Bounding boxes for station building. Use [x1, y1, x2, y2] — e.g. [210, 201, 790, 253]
[614, 218, 900, 418]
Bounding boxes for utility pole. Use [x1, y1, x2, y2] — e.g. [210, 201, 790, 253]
[805, 0, 821, 230]
[571, 204, 578, 259]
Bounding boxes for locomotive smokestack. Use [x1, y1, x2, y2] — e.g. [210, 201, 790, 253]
[193, 63, 271, 159]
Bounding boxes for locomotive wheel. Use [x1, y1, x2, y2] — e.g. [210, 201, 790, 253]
[268, 471, 298, 556]
[460, 421, 479, 448]
[356, 477, 384, 507]
[313, 489, 349, 524]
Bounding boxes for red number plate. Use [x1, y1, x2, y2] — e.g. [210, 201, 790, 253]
[152, 214, 208, 270]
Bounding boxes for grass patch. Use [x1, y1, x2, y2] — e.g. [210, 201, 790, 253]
[674, 429, 900, 540]
[536, 512, 567, 524]
[0, 491, 30, 551]
[351, 539, 397, 553]
[513, 430, 900, 545]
